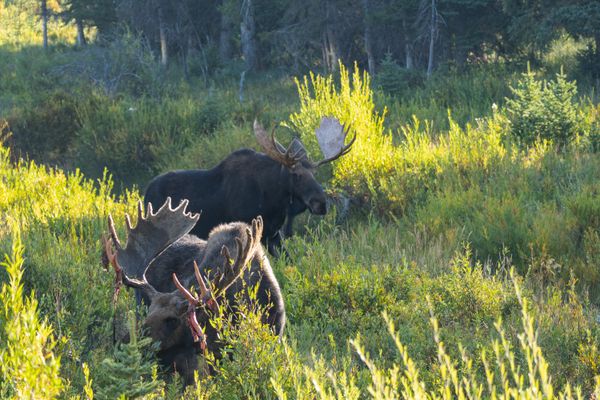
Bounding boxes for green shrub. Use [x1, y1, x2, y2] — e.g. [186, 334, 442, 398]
[505, 68, 579, 148]
[0, 234, 63, 399]
[289, 62, 394, 209]
[8, 89, 80, 167]
[75, 92, 229, 185]
[189, 301, 288, 400]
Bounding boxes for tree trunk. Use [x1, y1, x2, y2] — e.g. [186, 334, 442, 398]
[402, 18, 413, 69]
[41, 0, 48, 50]
[322, 0, 338, 72]
[240, 0, 257, 71]
[157, 2, 168, 67]
[426, 0, 436, 77]
[363, 0, 375, 75]
[76, 18, 86, 46]
[180, 29, 190, 80]
[219, 6, 232, 64]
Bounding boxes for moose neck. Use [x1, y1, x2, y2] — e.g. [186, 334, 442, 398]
[279, 164, 295, 204]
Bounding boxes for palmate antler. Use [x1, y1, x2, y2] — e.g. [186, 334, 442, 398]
[172, 217, 264, 344]
[312, 116, 357, 167]
[103, 198, 200, 296]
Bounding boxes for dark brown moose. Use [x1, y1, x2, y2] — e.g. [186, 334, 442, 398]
[103, 198, 285, 385]
[143, 117, 356, 255]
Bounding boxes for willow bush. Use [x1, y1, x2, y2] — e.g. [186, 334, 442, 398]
[0, 235, 63, 399]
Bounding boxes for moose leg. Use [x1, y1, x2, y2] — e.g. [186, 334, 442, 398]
[266, 232, 283, 257]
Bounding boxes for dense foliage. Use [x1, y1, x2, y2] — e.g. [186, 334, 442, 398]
[2, 0, 600, 80]
[1, 4, 600, 399]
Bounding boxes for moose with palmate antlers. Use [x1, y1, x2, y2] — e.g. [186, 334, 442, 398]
[102, 197, 285, 385]
[143, 117, 356, 256]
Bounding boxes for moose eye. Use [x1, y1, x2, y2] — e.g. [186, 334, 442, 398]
[164, 317, 179, 330]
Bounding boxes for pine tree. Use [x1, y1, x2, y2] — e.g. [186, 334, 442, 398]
[94, 312, 164, 400]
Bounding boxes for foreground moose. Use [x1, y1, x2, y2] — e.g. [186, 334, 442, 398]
[103, 198, 285, 384]
[143, 117, 356, 255]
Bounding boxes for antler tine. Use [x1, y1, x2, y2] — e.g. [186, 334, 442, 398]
[220, 244, 231, 261]
[254, 119, 302, 168]
[173, 273, 199, 306]
[107, 214, 122, 250]
[253, 216, 264, 245]
[103, 233, 121, 273]
[193, 260, 210, 299]
[164, 196, 173, 212]
[125, 214, 133, 231]
[146, 201, 154, 217]
[174, 198, 189, 213]
[137, 201, 145, 221]
[270, 124, 286, 156]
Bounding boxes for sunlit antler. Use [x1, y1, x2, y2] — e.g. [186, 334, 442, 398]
[313, 117, 356, 167]
[173, 272, 207, 347]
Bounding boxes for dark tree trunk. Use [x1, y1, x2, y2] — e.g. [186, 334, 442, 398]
[363, 0, 375, 75]
[76, 18, 86, 46]
[41, 0, 48, 50]
[322, 0, 339, 72]
[219, 6, 232, 64]
[240, 0, 257, 71]
[426, 0, 436, 76]
[157, 2, 168, 67]
[402, 18, 413, 69]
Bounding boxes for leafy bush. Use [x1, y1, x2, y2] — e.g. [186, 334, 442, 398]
[57, 30, 164, 97]
[289, 62, 393, 208]
[8, 89, 80, 167]
[75, 92, 229, 185]
[0, 235, 63, 399]
[505, 68, 579, 148]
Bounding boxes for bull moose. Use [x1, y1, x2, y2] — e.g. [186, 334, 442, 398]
[103, 198, 285, 384]
[143, 117, 355, 255]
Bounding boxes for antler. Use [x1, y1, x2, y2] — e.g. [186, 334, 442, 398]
[172, 217, 263, 345]
[254, 120, 307, 168]
[312, 117, 357, 168]
[105, 197, 200, 289]
[172, 268, 208, 345]
[215, 216, 263, 293]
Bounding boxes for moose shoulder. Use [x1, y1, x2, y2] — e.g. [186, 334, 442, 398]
[144, 118, 355, 255]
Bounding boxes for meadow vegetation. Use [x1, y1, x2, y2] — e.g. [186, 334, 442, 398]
[1, 21, 600, 400]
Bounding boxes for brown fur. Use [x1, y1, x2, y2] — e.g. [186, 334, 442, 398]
[131, 221, 285, 385]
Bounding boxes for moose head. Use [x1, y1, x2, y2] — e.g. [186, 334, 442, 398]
[253, 117, 356, 216]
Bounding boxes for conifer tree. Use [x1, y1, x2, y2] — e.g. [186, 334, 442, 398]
[94, 312, 164, 400]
